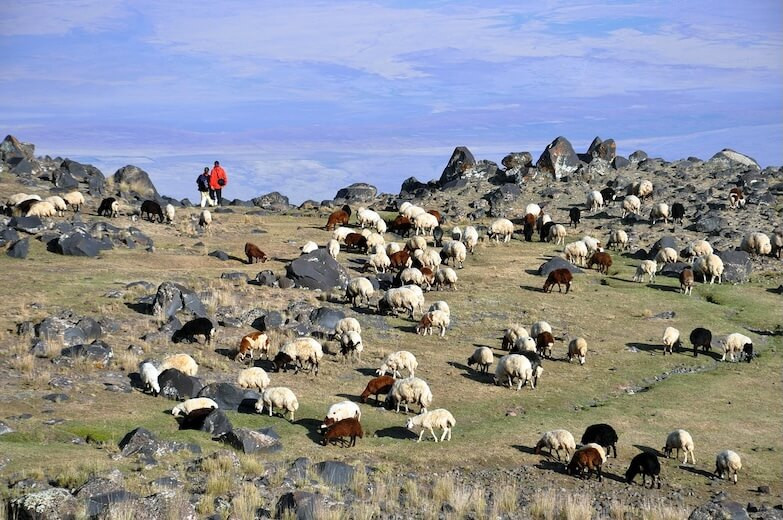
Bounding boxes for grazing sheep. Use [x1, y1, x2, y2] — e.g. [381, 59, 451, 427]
[548, 224, 567, 245]
[663, 429, 695, 464]
[406, 409, 455, 442]
[626, 452, 661, 488]
[633, 260, 657, 283]
[44, 196, 68, 216]
[535, 429, 576, 461]
[97, 197, 120, 218]
[581, 235, 601, 253]
[387, 376, 432, 413]
[522, 213, 536, 242]
[237, 367, 271, 391]
[525, 203, 542, 217]
[405, 236, 427, 252]
[536, 331, 555, 358]
[403, 205, 426, 219]
[451, 226, 463, 241]
[26, 200, 56, 218]
[325, 206, 351, 230]
[171, 317, 216, 344]
[322, 400, 362, 428]
[502, 325, 529, 351]
[332, 226, 353, 242]
[160, 353, 198, 376]
[441, 240, 467, 268]
[715, 450, 742, 484]
[417, 248, 442, 271]
[244, 242, 268, 264]
[690, 327, 713, 358]
[581, 423, 618, 458]
[649, 202, 670, 225]
[489, 218, 514, 243]
[520, 350, 544, 388]
[428, 301, 450, 317]
[568, 337, 587, 365]
[62, 190, 85, 212]
[366, 232, 385, 251]
[467, 347, 493, 373]
[607, 229, 629, 251]
[378, 287, 423, 319]
[671, 202, 685, 225]
[435, 266, 458, 290]
[494, 354, 535, 390]
[390, 215, 414, 236]
[386, 242, 403, 256]
[728, 187, 745, 209]
[512, 336, 536, 354]
[257, 387, 299, 421]
[563, 240, 589, 267]
[680, 268, 694, 295]
[722, 333, 753, 362]
[771, 229, 783, 258]
[140, 200, 164, 222]
[172, 398, 218, 417]
[360, 375, 395, 405]
[301, 241, 318, 254]
[569, 207, 581, 228]
[377, 350, 418, 379]
[400, 267, 426, 288]
[322, 417, 363, 447]
[662, 327, 681, 355]
[587, 190, 604, 212]
[543, 268, 573, 293]
[741, 232, 772, 256]
[413, 212, 439, 236]
[164, 203, 175, 223]
[540, 221, 555, 243]
[389, 249, 413, 271]
[334, 317, 361, 336]
[621, 195, 641, 219]
[139, 361, 161, 395]
[199, 210, 212, 231]
[327, 239, 340, 260]
[585, 443, 608, 463]
[568, 446, 604, 481]
[340, 331, 364, 361]
[357, 207, 382, 229]
[237, 331, 270, 362]
[344, 233, 368, 253]
[683, 239, 713, 262]
[700, 254, 724, 284]
[433, 226, 444, 247]
[631, 180, 654, 199]
[587, 251, 612, 274]
[275, 337, 324, 375]
[7, 193, 39, 206]
[530, 321, 552, 339]
[463, 226, 479, 253]
[655, 247, 678, 270]
[416, 309, 450, 337]
[346, 277, 374, 308]
[600, 187, 617, 205]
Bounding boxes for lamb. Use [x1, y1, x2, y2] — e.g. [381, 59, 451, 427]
[360, 375, 395, 404]
[275, 337, 324, 375]
[568, 337, 587, 365]
[543, 268, 573, 293]
[680, 267, 694, 295]
[160, 353, 198, 376]
[237, 331, 270, 362]
[357, 207, 382, 229]
[671, 202, 685, 225]
[139, 361, 161, 395]
[413, 212, 439, 236]
[548, 224, 567, 245]
[386, 376, 432, 413]
[488, 218, 514, 243]
[715, 450, 742, 484]
[332, 226, 353, 242]
[26, 200, 56, 218]
[377, 350, 417, 379]
[587, 251, 612, 274]
[244, 242, 268, 264]
[198, 210, 212, 231]
[405, 236, 427, 253]
[663, 429, 695, 464]
[416, 309, 450, 337]
[494, 354, 535, 390]
[346, 277, 374, 307]
[655, 247, 678, 270]
[530, 321, 552, 339]
[62, 190, 85, 212]
[97, 197, 120, 217]
[335, 317, 361, 336]
[502, 325, 529, 351]
[536, 331, 555, 358]
[631, 179, 654, 199]
[340, 331, 364, 361]
[434, 266, 458, 290]
[689, 327, 712, 358]
[441, 240, 467, 268]
[467, 347, 493, 373]
[535, 429, 576, 461]
[728, 187, 745, 209]
[462, 226, 479, 253]
[451, 226, 463, 241]
[621, 195, 641, 219]
[633, 260, 657, 283]
[257, 387, 299, 421]
[586, 190, 604, 212]
[327, 239, 340, 260]
[740, 232, 772, 256]
[406, 408, 455, 442]
[140, 200, 164, 222]
[44, 196, 68, 216]
[563, 240, 588, 267]
[625, 452, 661, 488]
[321, 400, 362, 429]
[569, 207, 581, 228]
[301, 241, 318, 254]
[378, 287, 423, 319]
[172, 397, 218, 418]
[662, 327, 681, 356]
[567, 446, 604, 481]
[325, 206, 351, 230]
[607, 229, 629, 251]
[581, 235, 601, 254]
[344, 233, 368, 253]
[721, 333, 753, 362]
[649, 202, 670, 225]
[580, 423, 618, 458]
[237, 367, 271, 391]
[164, 203, 175, 223]
[171, 317, 216, 344]
[322, 417, 363, 447]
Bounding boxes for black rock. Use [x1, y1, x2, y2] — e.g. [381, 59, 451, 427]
[334, 183, 377, 202]
[537, 257, 583, 276]
[688, 499, 750, 520]
[208, 249, 229, 261]
[262, 311, 284, 330]
[660, 262, 690, 278]
[57, 230, 107, 257]
[309, 307, 346, 332]
[158, 369, 203, 400]
[501, 152, 533, 170]
[438, 146, 476, 186]
[111, 165, 159, 199]
[197, 383, 260, 412]
[486, 184, 521, 217]
[399, 176, 433, 197]
[649, 236, 679, 260]
[278, 276, 295, 289]
[717, 250, 753, 283]
[313, 461, 355, 487]
[11, 157, 36, 175]
[253, 270, 278, 287]
[118, 427, 160, 458]
[151, 281, 207, 319]
[1, 135, 35, 163]
[629, 150, 648, 164]
[252, 192, 290, 211]
[689, 215, 727, 236]
[286, 248, 351, 291]
[9, 488, 78, 520]
[0, 227, 20, 247]
[587, 137, 617, 162]
[52, 169, 79, 189]
[178, 408, 233, 437]
[6, 238, 29, 258]
[536, 136, 580, 180]
[275, 491, 322, 520]
[42, 393, 69, 403]
[86, 490, 139, 518]
[77, 317, 103, 343]
[707, 149, 761, 171]
[218, 427, 282, 454]
[59, 343, 113, 366]
[612, 156, 630, 169]
[9, 216, 47, 234]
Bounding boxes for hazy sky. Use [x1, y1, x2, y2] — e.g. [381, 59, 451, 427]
[1, 1, 781, 203]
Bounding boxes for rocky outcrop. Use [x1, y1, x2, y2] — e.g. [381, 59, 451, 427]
[286, 248, 351, 291]
[334, 183, 377, 202]
[536, 136, 580, 180]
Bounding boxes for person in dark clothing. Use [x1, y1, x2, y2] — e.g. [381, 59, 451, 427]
[197, 167, 212, 207]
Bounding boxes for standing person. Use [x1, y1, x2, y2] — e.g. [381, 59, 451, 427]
[209, 160, 228, 206]
[197, 167, 213, 208]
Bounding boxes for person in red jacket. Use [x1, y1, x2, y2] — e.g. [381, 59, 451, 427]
[209, 160, 228, 206]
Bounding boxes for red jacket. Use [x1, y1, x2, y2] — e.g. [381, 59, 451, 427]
[209, 165, 227, 189]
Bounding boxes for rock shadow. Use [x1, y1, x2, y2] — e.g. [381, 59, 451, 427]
[625, 342, 661, 354]
[374, 426, 414, 440]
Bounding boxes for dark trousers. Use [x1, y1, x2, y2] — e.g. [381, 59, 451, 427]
[210, 188, 223, 205]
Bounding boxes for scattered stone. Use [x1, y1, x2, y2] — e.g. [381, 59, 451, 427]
[208, 250, 230, 261]
[158, 369, 204, 400]
[717, 250, 753, 283]
[178, 408, 233, 437]
[275, 491, 322, 520]
[313, 461, 355, 487]
[309, 307, 346, 332]
[537, 257, 583, 276]
[42, 393, 69, 403]
[6, 238, 29, 258]
[220, 271, 248, 282]
[0, 421, 14, 435]
[57, 230, 107, 257]
[253, 270, 278, 287]
[9, 487, 78, 520]
[334, 183, 377, 202]
[86, 490, 140, 518]
[286, 248, 351, 291]
[151, 281, 207, 319]
[59, 343, 113, 366]
[218, 427, 282, 454]
[688, 500, 750, 520]
[197, 383, 259, 412]
[9, 216, 47, 235]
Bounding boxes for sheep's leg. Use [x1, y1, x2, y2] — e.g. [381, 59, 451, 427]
[430, 427, 438, 442]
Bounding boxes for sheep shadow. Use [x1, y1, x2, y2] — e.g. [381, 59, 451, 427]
[600, 471, 627, 484]
[375, 426, 414, 440]
[124, 302, 151, 315]
[512, 444, 537, 456]
[625, 342, 661, 354]
[214, 348, 237, 360]
[679, 465, 715, 479]
[535, 459, 567, 475]
[350, 306, 379, 316]
[519, 285, 544, 293]
[295, 418, 325, 444]
[524, 269, 540, 276]
[127, 372, 145, 391]
[633, 444, 664, 457]
[335, 393, 363, 404]
[648, 283, 680, 293]
[354, 367, 378, 377]
[448, 361, 493, 384]
[225, 254, 246, 263]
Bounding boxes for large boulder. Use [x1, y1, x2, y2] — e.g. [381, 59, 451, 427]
[85, 490, 140, 518]
[61, 158, 105, 183]
[0, 228, 20, 246]
[157, 369, 203, 400]
[438, 146, 476, 186]
[688, 499, 750, 520]
[334, 183, 377, 202]
[0, 134, 35, 165]
[118, 427, 197, 462]
[286, 248, 351, 291]
[9, 216, 47, 235]
[648, 236, 679, 260]
[587, 136, 617, 162]
[9, 487, 78, 520]
[313, 461, 355, 487]
[197, 383, 259, 412]
[134, 490, 198, 520]
[399, 176, 434, 198]
[111, 165, 159, 200]
[688, 215, 727, 236]
[275, 491, 323, 520]
[536, 136, 580, 180]
[150, 281, 207, 319]
[178, 408, 233, 437]
[486, 184, 521, 217]
[6, 238, 29, 259]
[537, 257, 583, 276]
[501, 152, 533, 170]
[252, 191, 290, 211]
[51, 169, 80, 189]
[707, 149, 760, 171]
[717, 250, 753, 283]
[57, 230, 108, 257]
[59, 343, 113, 367]
[309, 307, 346, 333]
[218, 427, 282, 454]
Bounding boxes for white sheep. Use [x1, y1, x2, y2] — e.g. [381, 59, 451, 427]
[489, 218, 514, 243]
[375, 219, 387, 234]
[535, 429, 576, 461]
[631, 180, 653, 199]
[7, 193, 39, 206]
[366, 232, 385, 250]
[400, 267, 426, 288]
[463, 226, 479, 253]
[386, 242, 402, 256]
[715, 450, 742, 484]
[564, 240, 589, 267]
[607, 229, 629, 251]
[441, 240, 467, 268]
[388, 376, 432, 413]
[62, 190, 85, 211]
[548, 224, 567, 245]
[513, 336, 537, 353]
[435, 266, 458, 290]
[662, 327, 681, 355]
[494, 354, 536, 390]
[699, 254, 724, 284]
[467, 347, 493, 373]
[414, 212, 439, 236]
[324, 400, 361, 426]
[404, 205, 426, 220]
[160, 353, 198, 376]
[279, 337, 324, 375]
[428, 301, 450, 316]
[721, 333, 753, 362]
[406, 236, 428, 252]
[406, 408, 455, 442]
[327, 239, 340, 260]
[584, 443, 608, 463]
[334, 317, 361, 336]
[685, 239, 713, 262]
[525, 203, 542, 217]
[451, 226, 463, 241]
[621, 195, 641, 218]
[664, 429, 695, 464]
[530, 321, 552, 339]
[567, 337, 587, 365]
[357, 207, 382, 229]
[172, 397, 218, 417]
[655, 247, 678, 270]
[301, 241, 319, 254]
[26, 200, 57, 218]
[740, 232, 772, 256]
[367, 248, 391, 273]
[44, 196, 68, 216]
[398, 201, 413, 214]
[346, 277, 374, 307]
[633, 260, 657, 283]
[379, 287, 423, 319]
[502, 325, 529, 350]
[416, 309, 450, 337]
[649, 202, 669, 225]
[164, 203, 175, 223]
[586, 191, 604, 212]
[139, 361, 161, 395]
[581, 235, 601, 253]
[199, 210, 212, 231]
[340, 331, 364, 361]
[377, 350, 417, 379]
[237, 367, 271, 391]
[332, 226, 353, 242]
[418, 248, 442, 270]
[257, 387, 299, 421]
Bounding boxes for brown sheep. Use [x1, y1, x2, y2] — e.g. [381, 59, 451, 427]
[728, 187, 745, 209]
[426, 209, 442, 223]
[244, 242, 268, 264]
[523, 213, 536, 242]
[679, 267, 694, 295]
[389, 250, 412, 270]
[326, 206, 351, 230]
[419, 267, 435, 289]
[536, 331, 555, 358]
[543, 268, 573, 293]
[322, 417, 363, 447]
[360, 375, 395, 405]
[587, 251, 612, 274]
[568, 446, 604, 481]
[237, 331, 270, 362]
[344, 233, 368, 253]
[390, 215, 413, 236]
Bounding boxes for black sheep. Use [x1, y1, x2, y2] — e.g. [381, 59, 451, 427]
[671, 202, 685, 225]
[742, 343, 754, 363]
[580, 423, 618, 458]
[171, 317, 216, 344]
[540, 221, 555, 242]
[433, 226, 444, 247]
[569, 207, 581, 228]
[689, 327, 712, 358]
[97, 197, 118, 217]
[625, 452, 661, 488]
[140, 200, 164, 222]
[600, 187, 616, 205]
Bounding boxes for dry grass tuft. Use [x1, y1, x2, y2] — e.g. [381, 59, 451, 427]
[530, 489, 593, 520]
[491, 482, 519, 516]
[231, 483, 262, 520]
